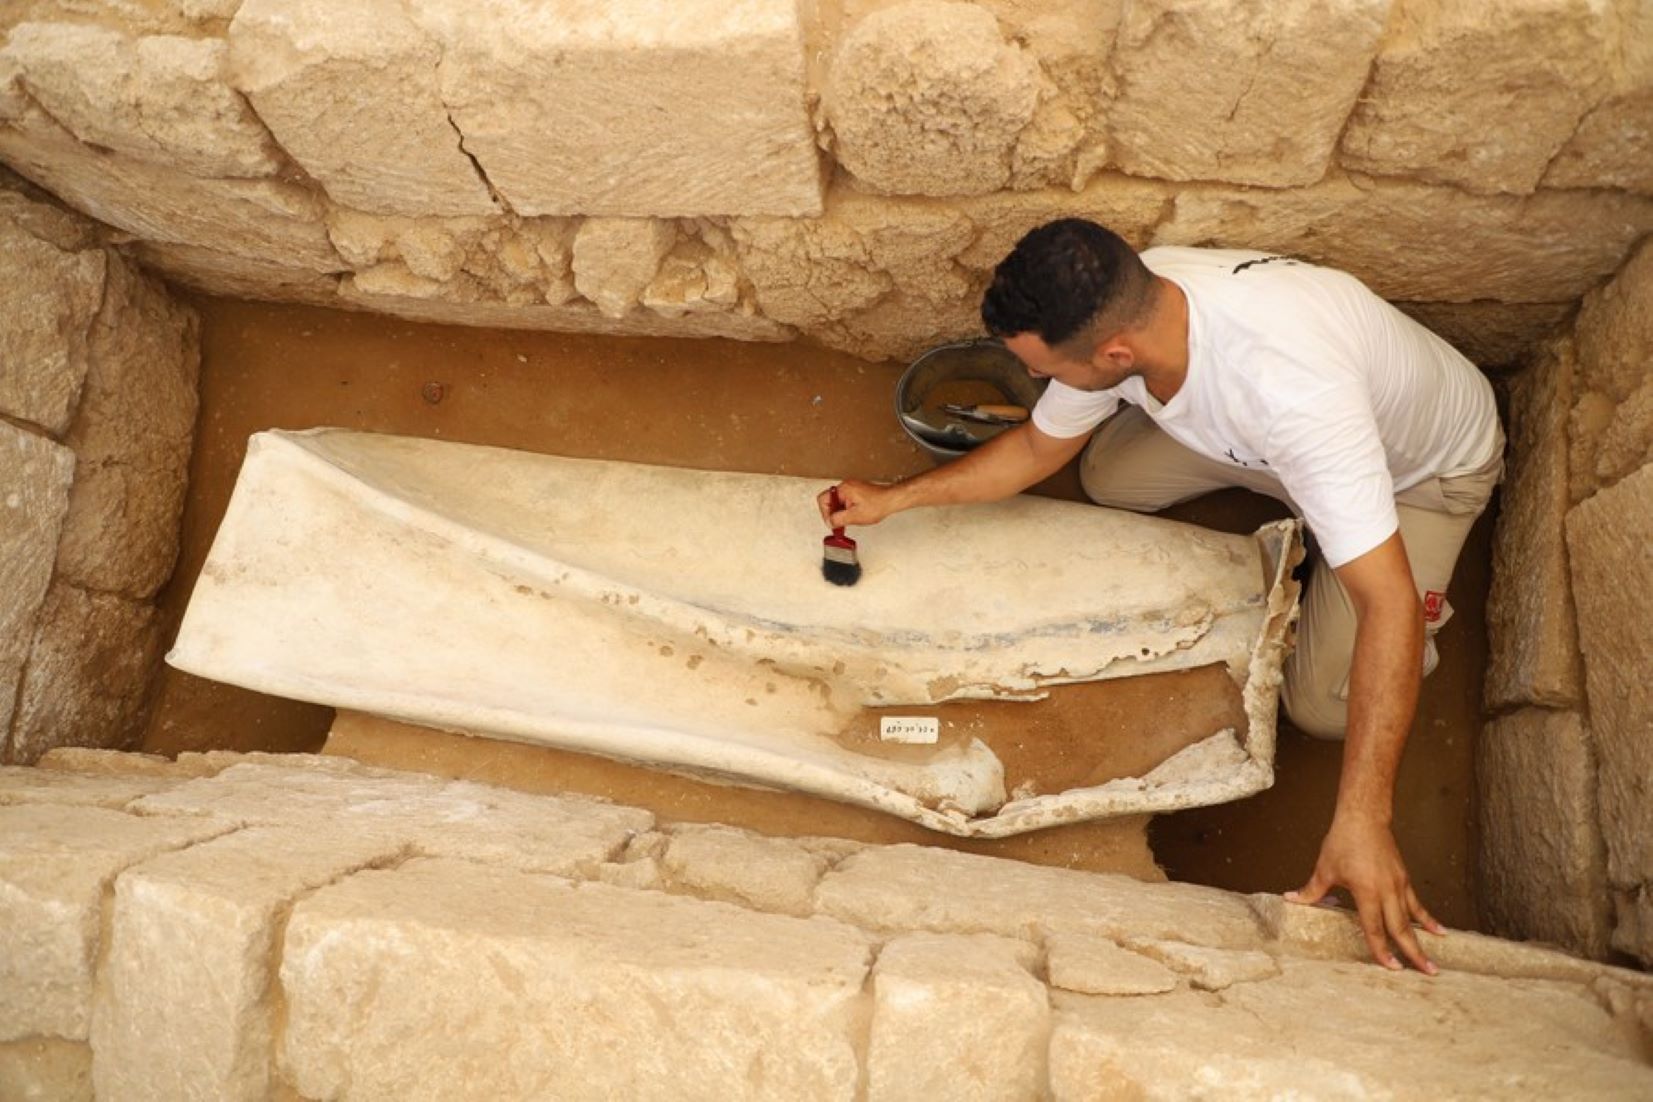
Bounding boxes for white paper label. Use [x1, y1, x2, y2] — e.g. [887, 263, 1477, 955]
[879, 716, 940, 744]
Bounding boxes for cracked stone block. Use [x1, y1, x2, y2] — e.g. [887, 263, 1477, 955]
[131, 760, 651, 875]
[867, 931, 1047, 1102]
[280, 857, 870, 1100]
[228, 0, 498, 217]
[1567, 461, 1653, 963]
[1121, 938, 1279, 991]
[0, 116, 340, 273]
[407, 0, 822, 218]
[824, 1, 1040, 196]
[54, 259, 199, 600]
[815, 844, 1263, 949]
[1340, 0, 1614, 195]
[1048, 960, 1653, 1099]
[0, 1038, 92, 1102]
[1544, 0, 1653, 193]
[1044, 931, 1177, 996]
[0, 425, 74, 750]
[7, 584, 164, 765]
[2, 23, 280, 178]
[1476, 709, 1612, 958]
[1486, 341, 1584, 709]
[661, 824, 828, 916]
[0, 767, 178, 810]
[0, 208, 105, 436]
[1575, 239, 1653, 406]
[91, 826, 404, 1102]
[0, 804, 228, 1041]
[1155, 175, 1653, 304]
[1107, 0, 1387, 187]
[1592, 374, 1653, 488]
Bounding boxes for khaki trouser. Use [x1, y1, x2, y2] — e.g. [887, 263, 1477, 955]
[1079, 406, 1501, 740]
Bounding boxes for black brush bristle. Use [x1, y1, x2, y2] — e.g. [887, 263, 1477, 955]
[822, 558, 862, 587]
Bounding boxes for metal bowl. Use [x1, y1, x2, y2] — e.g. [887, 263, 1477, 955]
[894, 338, 1048, 464]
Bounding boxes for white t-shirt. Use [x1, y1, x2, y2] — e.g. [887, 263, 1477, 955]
[1031, 247, 1504, 568]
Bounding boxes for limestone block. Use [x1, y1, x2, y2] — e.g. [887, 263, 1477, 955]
[1340, 0, 1613, 195]
[1567, 461, 1653, 957]
[1477, 709, 1612, 958]
[0, 426, 74, 750]
[280, 857, 870, 1101]
[1394, 301, 1573, 371]
[128, 240, 342, 308]
[1249, 894, 1619, 983]
[407, 0, 823, 218]
[92, 826, 404, 1102]
[1593, 374, 1653, 488]
[1044, 931, 1177, 996]
[816, 844, 1264, 948]
[2, 23, 279, 178]
[1486, 342, 1584, 709]
[0, 1038, 92, 1102]
[54, 260, 199, 600]
[1122, 938, 1280, 991]
[570, 217, 678, 319]
[824, 1, 1040, 196]
[0, 118, 341, 272]
[0, 804, 227, 1041]
[1156, 175, 1653, 304]
[1048, 961, 1653, 1100]
[1571, 390, 1619, 505]
[7, 585, 164, 765]
[36, 748, 178, 777]
[0, 212, 105, 435]
[228, 0, 498, 217]
[339, 277, 795, 342]
[0, 177, 101, 253]
[866, 931, 1046, 1102]
[0, 766, 177, 810]
[1574, 238, 1653, 405]
[1544, 0, 1653, 193]
[131, 760, 651, 875]
[597, 855, 662, 891]
[661, 824, 828, 916]
[730, 175, 1166, 341]
[1107, 0, 1387, 188]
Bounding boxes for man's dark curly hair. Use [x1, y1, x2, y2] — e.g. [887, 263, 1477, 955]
[980, 219, 1155, 348]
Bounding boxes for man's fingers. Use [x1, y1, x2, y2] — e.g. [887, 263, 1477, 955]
[1284, 871, 1330, 907]
[1385, 895, 1438, 975]
[1356, 899, 1401, 970]
[1407, 887, 1445, 936]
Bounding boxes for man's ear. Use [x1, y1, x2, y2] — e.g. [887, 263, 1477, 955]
[1094, 336, 1134, 372]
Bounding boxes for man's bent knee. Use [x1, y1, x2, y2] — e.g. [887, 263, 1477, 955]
[1281, 675, 1348, 741]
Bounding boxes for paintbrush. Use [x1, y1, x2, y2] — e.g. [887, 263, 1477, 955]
[821, 485, 861, 587]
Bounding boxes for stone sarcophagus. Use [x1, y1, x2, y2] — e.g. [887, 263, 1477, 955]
[170, 429, 1301, 836]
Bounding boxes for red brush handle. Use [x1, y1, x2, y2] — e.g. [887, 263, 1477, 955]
[826, 486, 855, 547]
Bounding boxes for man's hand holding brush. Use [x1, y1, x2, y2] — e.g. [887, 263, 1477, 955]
[817, 480, 900, 529]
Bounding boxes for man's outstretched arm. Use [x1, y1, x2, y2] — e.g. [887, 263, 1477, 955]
[1287, 530, 1444, 973]
[818, 422, 1089, 528]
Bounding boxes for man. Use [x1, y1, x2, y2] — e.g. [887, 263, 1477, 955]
[819, 219, 1503, 974]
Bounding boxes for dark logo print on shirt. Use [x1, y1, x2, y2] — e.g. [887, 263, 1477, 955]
[1231, 254, 1301, 274]
[1224, 448, 1270, 468]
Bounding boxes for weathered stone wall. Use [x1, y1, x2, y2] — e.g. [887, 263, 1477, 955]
[1481, 238, 1653, 965]
[1, 1, 1648, 365]
[1, 748, 1650, 1100]
[0, 172, 199, 765]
